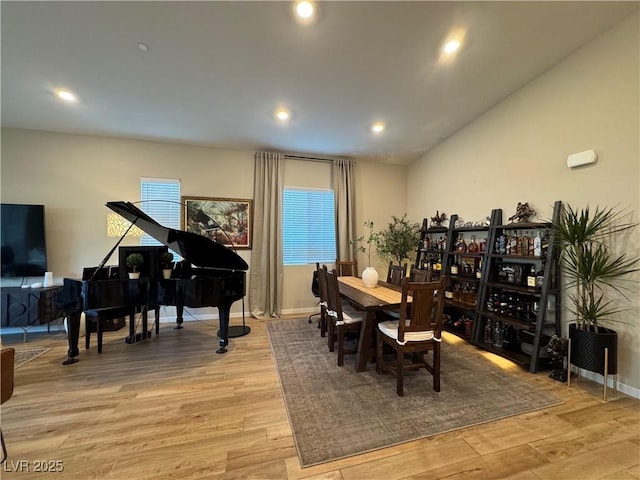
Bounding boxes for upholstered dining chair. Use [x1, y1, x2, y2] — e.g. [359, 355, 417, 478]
[1, 347, 15, 462]
[335, 259, 358, 277]
[376, 278, 444, 396]
[324, 266, 363, 366]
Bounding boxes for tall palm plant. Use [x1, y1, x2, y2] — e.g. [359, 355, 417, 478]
[554, 204, 639, 331]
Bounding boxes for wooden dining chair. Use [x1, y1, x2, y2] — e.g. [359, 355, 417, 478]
[387, 263, 407, 285]
[335, 259, 358, 277]
[410, 267, 432, 282]
[1, 347, 15, 462]
[324, 266, 363, 366]
[308, 262, 322, 324]
[316, 264, 330, 337]
[376, 278, 444, 396]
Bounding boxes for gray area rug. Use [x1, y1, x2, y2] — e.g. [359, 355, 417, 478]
[14, 348, 51, 368]
[267, 318, 561, 467]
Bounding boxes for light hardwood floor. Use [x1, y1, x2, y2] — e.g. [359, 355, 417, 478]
[1, 316, 638, 480]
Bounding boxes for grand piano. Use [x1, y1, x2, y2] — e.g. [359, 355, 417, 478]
[57, 201, 248, 364]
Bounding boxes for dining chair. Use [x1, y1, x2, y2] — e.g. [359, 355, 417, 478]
[1, 347, 15, 462]
[316, 264, 330, 337]
[335, 259, 358, 277]
[324, 266, 363, 366]
[387, 263, 407, 285]
[380, 263, 408, 320]
[308, 262, 322, 324]
[410, 267, 432, 282]
[376, 277, 444, 396]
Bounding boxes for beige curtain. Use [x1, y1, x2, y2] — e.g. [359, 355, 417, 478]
[333, 158, 356, 262]
[249, 151, 284, 318]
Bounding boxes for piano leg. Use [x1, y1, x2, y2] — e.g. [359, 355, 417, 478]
[216, 303, 232, 354]
[63, 311, 81, 365]
[174, 283, 185, 330]
[175, 304, 184, 329]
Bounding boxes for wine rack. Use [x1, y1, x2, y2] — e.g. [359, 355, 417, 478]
[415, 202, 562, 373]
[474, 200, 562, 373]
[440, 210, 498, 341]
[414, 222, 449, 282]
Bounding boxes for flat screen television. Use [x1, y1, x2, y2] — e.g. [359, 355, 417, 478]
[1, 203, 48, 277]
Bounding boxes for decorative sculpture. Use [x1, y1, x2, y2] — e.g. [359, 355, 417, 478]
[508, 202, 536, 223]
[430, 211, 447, 228]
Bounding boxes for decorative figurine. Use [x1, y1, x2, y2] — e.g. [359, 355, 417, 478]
[430, 211, 447, 228]
[508, 202, 536, 223]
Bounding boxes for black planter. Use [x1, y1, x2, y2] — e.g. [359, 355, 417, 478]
[569, 323, 617, 375]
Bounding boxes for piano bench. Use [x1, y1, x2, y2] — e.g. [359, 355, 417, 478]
[85, 307, 131, 354]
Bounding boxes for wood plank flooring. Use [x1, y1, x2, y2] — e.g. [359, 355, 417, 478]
[1, 316, 638, 479]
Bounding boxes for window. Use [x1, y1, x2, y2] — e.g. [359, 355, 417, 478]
[140, 178, 181, 258]
[282, 187, 336, 265]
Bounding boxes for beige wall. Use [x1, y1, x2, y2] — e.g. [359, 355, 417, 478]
[0, 129, 407, 319]
[408, 12, 640, 393]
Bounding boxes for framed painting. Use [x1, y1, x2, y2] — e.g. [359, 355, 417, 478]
[182, 196, 253, 249]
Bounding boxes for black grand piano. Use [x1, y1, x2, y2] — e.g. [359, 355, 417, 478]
[57, 201, 248, 364]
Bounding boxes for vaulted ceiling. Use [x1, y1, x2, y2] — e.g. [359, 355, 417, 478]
[1, 1, 636, 165]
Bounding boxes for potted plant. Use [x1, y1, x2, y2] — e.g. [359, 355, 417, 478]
[376, 214, 421, 265]
[352, 220, 380, 287]
[125, 253, 144, 279]
[554, 204, 639, 381]
[160, 252, 174, 279]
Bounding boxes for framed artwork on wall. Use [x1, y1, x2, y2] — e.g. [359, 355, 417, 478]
[182, 196, 253, 249]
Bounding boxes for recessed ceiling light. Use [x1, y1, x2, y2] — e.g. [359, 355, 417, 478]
[443, 40, 460, 54]
[274, 108, 290, 121]
[137, 42, 149, 52]
[439, 30, 466, 63]
[371, 122, 385, 134]
[295, 0, 315, 19]
[55, 89, 77, 102]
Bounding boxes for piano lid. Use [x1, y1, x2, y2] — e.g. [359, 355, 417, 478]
[106, 201, 249, 271]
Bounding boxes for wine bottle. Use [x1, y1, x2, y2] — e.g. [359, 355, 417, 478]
[475, 259, 482, 279]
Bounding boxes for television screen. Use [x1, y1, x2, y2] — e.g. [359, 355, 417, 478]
[1, 203, 48, 277]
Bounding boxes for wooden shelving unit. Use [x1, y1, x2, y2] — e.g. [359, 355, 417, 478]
[473, 200, 562, 373]
[414, 202, 562, 373]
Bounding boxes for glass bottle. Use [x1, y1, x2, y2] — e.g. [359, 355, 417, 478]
[475, 259, 482, 279]
[536, 265, 545, 288]
[484, 319, 493, 343]
[450, 260, 459, 275]
[456, 234, 467, 253]
[467, 235, 479, 253]
[533, 231, 542, 257]
[502, 324, 511, 350]
[493, 321, 503, 348]
[526, 265, 537, 288]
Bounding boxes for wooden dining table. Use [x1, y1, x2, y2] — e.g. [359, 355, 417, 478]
[337, 276, 408, 372]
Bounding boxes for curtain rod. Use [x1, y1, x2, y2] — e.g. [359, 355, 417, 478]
[284, 154, 333, 163]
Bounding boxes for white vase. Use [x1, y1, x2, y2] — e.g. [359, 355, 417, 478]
[128, 272, 140, 280]
[162, 269, 172, 279]
[362, 266, 379, 288]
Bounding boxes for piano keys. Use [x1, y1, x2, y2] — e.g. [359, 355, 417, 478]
[57, 201, 248, 364]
